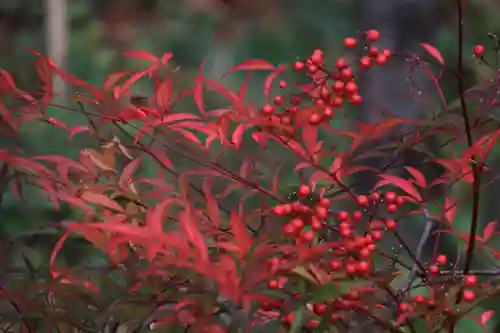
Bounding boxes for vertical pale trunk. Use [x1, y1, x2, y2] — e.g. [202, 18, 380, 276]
[45, 0, 68, 99]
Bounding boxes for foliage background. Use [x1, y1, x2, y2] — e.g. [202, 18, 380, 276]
[1, 0, 500, 331]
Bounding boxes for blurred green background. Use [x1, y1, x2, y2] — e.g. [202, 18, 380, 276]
[1, 0, 500, 331]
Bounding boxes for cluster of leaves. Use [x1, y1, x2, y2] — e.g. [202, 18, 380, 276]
[2, 18, 500, 333]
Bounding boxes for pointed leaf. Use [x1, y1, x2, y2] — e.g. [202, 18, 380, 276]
[179, 207, 208, 262]
[405, 166, 427, 188]
[146, 197, 173, 234]
[80, 191, 124, 212]
[123, 50, 158, 63]
[376, 174, 422, 202]
[481, 310, 495, 327]
[119, 158, 142, 191]
[194, 60, 206, 116]
[444, 197, 457, 225]
[420, 43, 445, 65]
[203, 179, 220, 229]
[483, 221, 497, 242]
[224, 59, 276, 76]
[230, 210, 251, 254]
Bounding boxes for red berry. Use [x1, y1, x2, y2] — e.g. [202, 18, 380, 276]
[344, 37, 357, 49]
[462, 290, 476, 303]
[268, 279, 279, 289]
[371, 192, 381, 201]
[359, 56, 372, 69]
[332, 80, 345, 93]
[319, 197, 330, 208]
[356, 195, 369, 206]
[382, 49, 392, 58]
[341, 67, 353, 80]
[309, 113, 322, 125]
[356, 261, 370, 275]
[398, 303, 410, 312]
[464, 274, 477, 287]
[336, 58, 348, 69]
[315, 206, 329, 219]
[261, 104, 274, 115]
[311, 217, 323, 230]
[371, 230, 383, 241]
[323, 107, 334, 119]
[330, 259, 342, 271]
[298, 184, 311, 197]
[345, 81, 358, 94]
[291, 218, 305, 230]
[350, 94, 362, 105]
[301, 230, 315, 243]
[308, 64, 318, 74]
[385, 219, 397, 230]
[345, 264, 357, 275]
[330, 96, 344, 108]
[473, 44, 485, 57]
[385, 192, 397, 203]
[279, 80, 287, 89]
[365, 29, 380, 42]
[387, 204, 398, 213]
[429, 264, 439, 275]
[313, 303, 328, 315]
[311, 49, 324, 65]
[413, 294, 425, 303]
[273, 96, 283, 106]
[283, 223, 296, 237]
[337, 211, 349, 221]
[352, 210, 363, 221]
[436, 254, 447, 265]
[395, 196, 404, 206]
[359, 247, 371, 258]
[375, 54, 388, 65]
[368, 46, 379, 57]
[293, 61, 305, 72]
[273, 205, 286, 216]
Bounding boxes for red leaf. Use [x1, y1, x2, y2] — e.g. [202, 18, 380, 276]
[104, 71, 133, 92]
[194, 60, 206, 116]
[302, 124, 318, 156]
[224, 59, 276, 76]
[405, 166, 427, 188]
[80, 191, 124, 212]
[123, 50, 158, 63]
[156, 76, 173, 109]
[68, 125, 90, 142]
[264, 67, 286, 100]
[444, 197, 457, 225]
[150, 148, 173, 169]
[232, 124, 246, 149]
[230, 210, 251, 254]
[180, 207, 208, 262]
[376, 174, 422, 202]
[481, 310, 495, 327]
[483, 221, 497, 242]
[119, 158, 142, 191]
[146, 197, 173, 234]
[203, 179, 220, 229]
[420, 43, 445, 65]
[237, 73, 253, 101]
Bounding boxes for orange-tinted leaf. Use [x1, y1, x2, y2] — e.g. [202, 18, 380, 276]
[203, 179, 220, 229]
[225, 59, 276, 76]
[420, 43, 445, 65]
[405, 166, 427, 188]
[68, 125, 90, 142]
[123, 50, 158, 63]
[80, 191, 124, 212]
[376, 174, 422, 202]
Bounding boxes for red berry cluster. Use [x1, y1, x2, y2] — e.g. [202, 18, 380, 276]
[261, 29, 392, 128]
[272, 184, 327, 244]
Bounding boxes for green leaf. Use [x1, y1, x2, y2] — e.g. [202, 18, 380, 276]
[289, 307, 305, 333]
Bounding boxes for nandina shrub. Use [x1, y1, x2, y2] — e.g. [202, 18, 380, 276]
[2, 8, 500, 333]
